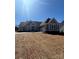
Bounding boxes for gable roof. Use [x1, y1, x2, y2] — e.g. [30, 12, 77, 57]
[45, 18, 51, 23]
[40, 18, 59, 26]
[25, 21, 41, 25]
[40, 18, 51, 26]
[48, 18, 58, 23]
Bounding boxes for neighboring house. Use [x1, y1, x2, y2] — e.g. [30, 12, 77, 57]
[59, 21, 64, 33]
[40, 18, 62, 32]
[60, 25, 64, 33]
[18, 21, 41, 32]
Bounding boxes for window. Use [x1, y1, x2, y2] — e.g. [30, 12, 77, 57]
[48, 24, 50, 30]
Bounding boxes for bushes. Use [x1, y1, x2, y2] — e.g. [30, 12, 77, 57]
[44, 31, 64, 35]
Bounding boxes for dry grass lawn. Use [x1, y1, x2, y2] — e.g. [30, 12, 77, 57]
[15, 32, 64, 59]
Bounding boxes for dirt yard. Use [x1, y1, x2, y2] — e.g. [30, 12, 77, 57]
[15, 32, 64, 59]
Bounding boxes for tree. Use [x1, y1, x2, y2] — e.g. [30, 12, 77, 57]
[15, 26, 19, 32]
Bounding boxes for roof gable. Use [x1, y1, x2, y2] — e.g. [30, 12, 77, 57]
[45, 18, 51, 23]
[48, 18, 58, 24]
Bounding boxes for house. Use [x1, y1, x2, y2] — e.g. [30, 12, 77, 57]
[59, 21, 64, 33]
[18, 21, 41, 32]
[60, 25, 64, 33]
[40, 18, 61, 32]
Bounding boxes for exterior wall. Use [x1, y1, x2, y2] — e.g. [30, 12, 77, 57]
[42, 23, 60, 32]
[19, 21, 41, 32]
[41, 26, 47, 32]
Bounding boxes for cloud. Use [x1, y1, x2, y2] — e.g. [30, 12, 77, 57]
[38, 0, 56, 5]
[39, 1, 49, 5]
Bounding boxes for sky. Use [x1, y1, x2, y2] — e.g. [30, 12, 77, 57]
[15, 0, 64, 25]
